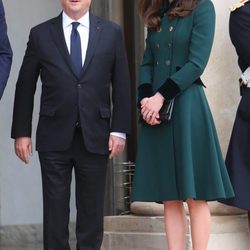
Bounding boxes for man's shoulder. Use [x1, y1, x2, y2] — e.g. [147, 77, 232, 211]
[231, 1, 250, 23]
[93, 14, 121, 32]
[30, 14, 61, 33]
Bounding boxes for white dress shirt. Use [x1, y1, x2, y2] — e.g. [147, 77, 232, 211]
[62, 11, 89, 66]
[62, 11, 126, 140]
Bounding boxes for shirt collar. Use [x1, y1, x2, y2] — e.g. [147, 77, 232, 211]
[62, 11, 90, 29]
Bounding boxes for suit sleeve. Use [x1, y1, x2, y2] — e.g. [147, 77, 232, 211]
[157, 0, 215, 100]
[229, 6, 250, 71]
[0, 0, 12, 99]
[11, 29, 41, 139]
[110, 27, 131, 134]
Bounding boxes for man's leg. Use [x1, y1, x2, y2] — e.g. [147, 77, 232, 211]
[72, 129, 108, 250]
[39, 150, 73, 250]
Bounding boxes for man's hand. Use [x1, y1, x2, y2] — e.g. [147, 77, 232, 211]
[108, 135, 126, 159]
[15, 137, 33, 164]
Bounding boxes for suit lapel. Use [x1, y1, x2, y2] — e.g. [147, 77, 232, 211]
[50, 13, 79, 78]
[80, 13, 102, 77]
[49, 12, 102, 79]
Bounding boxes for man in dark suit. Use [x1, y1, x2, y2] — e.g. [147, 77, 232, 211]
[220, 0, 250, 225]
[11, 0, 131, 249]
[0, 0, 12, 99]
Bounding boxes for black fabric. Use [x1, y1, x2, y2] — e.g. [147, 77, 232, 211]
[157, 77, 205, 100]
[137, 83, 153, 107]
[157, 78, 181, 100]
[39, 129, 108, 250]
[229, 1, 250, 71]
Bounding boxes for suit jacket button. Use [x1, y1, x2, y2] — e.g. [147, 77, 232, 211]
[77, 84, 82, 88]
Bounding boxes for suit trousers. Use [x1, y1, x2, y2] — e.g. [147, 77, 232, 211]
[38, 128, 108, 250]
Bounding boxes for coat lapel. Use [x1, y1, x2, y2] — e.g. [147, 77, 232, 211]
[80, 13, 102, 77]
[50, 13, 79, 78]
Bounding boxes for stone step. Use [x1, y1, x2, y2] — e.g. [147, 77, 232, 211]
[101, 215, 250, 250]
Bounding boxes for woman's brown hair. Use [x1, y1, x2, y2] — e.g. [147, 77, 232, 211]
[139, 0, 199, 31]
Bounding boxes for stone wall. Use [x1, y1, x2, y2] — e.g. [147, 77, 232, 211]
[204, 0, 240, 154]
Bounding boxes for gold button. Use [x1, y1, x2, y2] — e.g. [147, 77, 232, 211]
[157, 27, 162, 32]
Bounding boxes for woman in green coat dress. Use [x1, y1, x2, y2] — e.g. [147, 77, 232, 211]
[132, 0, 235, 249]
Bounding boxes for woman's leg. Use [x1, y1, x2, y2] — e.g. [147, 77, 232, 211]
[248, 212, 250, 229]
[164, 201, 187, 250]
[186, 199, 211, 250]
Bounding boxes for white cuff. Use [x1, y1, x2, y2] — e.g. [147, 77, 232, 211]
[110, 132, 126, 140]
[241, 66, 250, 86]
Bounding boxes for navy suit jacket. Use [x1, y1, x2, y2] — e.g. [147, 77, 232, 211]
[229, 1, 250, 71]
[11, 12, 131, 154]
[0, 0, 12, 99]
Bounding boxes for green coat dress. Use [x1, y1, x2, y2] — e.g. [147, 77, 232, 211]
[132, 0, 234, 202]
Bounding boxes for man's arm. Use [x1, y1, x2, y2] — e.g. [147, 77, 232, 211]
[11, 28, 40, 139]
[11, 28, 40, 164]
[109, 26, 131, 159]
[0, 0, 12, 99]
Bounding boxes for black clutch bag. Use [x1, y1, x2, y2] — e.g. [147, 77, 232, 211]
[139, 98, 175, 123]
[158, 99, 175, 122]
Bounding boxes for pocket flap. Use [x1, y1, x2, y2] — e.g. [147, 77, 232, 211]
[39, 105, 57, 117]
[99, 107, 111, 119]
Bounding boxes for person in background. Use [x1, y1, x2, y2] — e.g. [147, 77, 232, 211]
[11, 0, 131, 249]
[132, 0, 234, 249]
[0, 0, 12, 100]
[220, 0, 250, 224]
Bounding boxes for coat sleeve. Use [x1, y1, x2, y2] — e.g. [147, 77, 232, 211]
[137, 30, 154, 103]
[11, 28, 41, 139]
[229, 6, 250, 71]
[110, 26, 131, 134]
[0, 0, 12, 99]
[157, 0, 215, 100]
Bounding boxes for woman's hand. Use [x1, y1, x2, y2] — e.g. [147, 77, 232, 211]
[140, 92, 165, 125]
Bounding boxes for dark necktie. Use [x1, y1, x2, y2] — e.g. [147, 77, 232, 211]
[70, 22, 82, 76]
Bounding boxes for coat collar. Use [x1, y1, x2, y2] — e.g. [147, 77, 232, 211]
[49, 12, 102, 79]
[62, 11, 90, 29]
